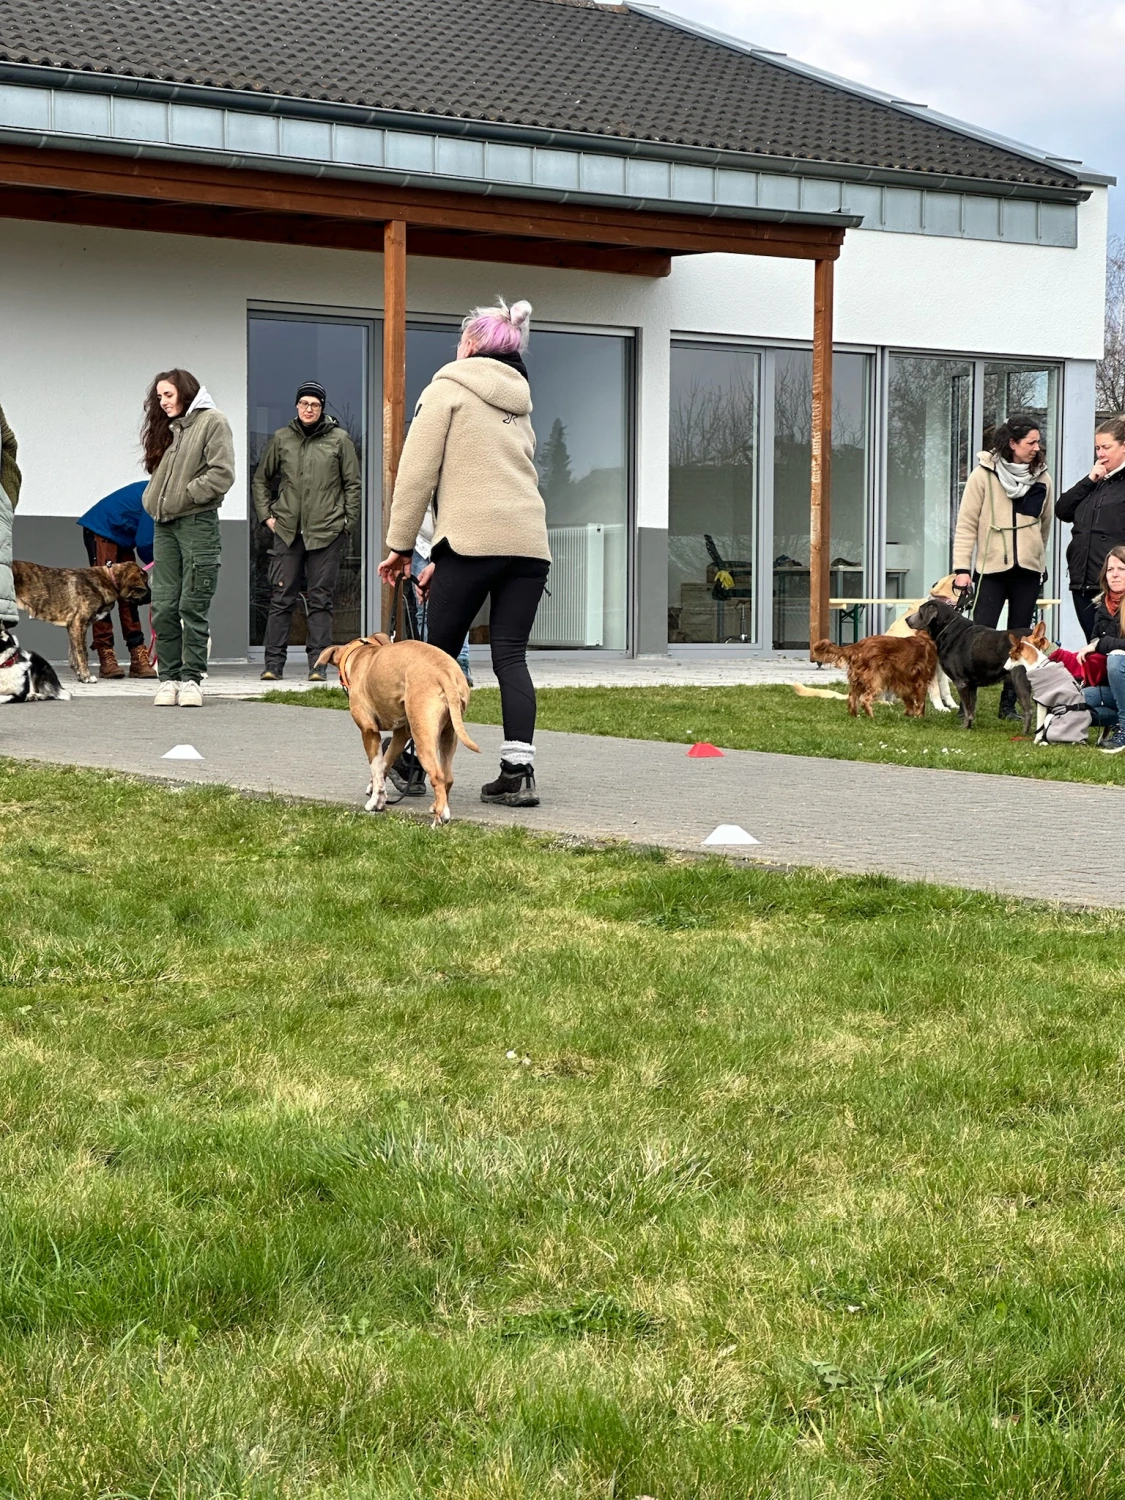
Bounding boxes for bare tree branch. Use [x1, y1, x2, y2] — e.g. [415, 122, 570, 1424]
[1098, 234, 1125, 416]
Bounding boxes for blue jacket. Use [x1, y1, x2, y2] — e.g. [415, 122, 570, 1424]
[78, 482, 154, 564]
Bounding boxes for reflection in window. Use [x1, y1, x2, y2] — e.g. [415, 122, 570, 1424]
[248, 315, 368, 648]
[668, 343, 759, 644]
[886, 355, 973, 605]
[983, 363, 1059, 483]
[772, 350, 870, 648]
[403, 326, 630, 650]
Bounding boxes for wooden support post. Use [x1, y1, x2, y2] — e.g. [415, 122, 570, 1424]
[381, 219, 407, 631]
[809, 256, 834, 649]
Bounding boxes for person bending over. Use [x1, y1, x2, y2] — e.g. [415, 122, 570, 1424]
[252, 381, 360, 682]
[378, 297, 550, 807]
[77, 480, 156, 679]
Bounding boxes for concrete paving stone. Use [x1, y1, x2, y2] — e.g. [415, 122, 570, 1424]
[1, 692, 1122, 909]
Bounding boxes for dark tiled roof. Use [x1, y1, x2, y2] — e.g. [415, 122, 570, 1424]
[0, 0, 1078, 189]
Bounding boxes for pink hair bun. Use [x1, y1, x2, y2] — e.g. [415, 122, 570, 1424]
[508, 299, 532, 328]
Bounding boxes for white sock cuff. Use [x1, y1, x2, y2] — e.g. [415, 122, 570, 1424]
[500, 739, 535, 766]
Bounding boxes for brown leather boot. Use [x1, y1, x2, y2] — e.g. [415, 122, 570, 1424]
[96, 645, 125, 679]
[128, 643, 157, 679]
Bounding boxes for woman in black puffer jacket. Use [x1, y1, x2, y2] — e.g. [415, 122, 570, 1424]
[1056, 415, 1125, 638]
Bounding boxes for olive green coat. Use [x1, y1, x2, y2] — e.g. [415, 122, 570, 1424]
[143, 389, 235, 523]
[251, 416, 361, 549]
[0, 404, 17, 623]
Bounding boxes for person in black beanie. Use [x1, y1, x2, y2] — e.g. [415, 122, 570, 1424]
[252, 381, 361, 680]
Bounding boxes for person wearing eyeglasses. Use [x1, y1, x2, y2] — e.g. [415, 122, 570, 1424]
[252, 380, 361, 681]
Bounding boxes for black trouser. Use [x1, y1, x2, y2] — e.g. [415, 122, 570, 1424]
[1071, 590, 1099, 640]
[972, 566, 1041, 631]
[263, 529, 346, 670]
[426, 544, 549, 745]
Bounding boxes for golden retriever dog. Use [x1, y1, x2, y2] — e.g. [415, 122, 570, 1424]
[315, 634, 479, 827]
[810, 633, 938, 718]
[794, 574, 961, 711]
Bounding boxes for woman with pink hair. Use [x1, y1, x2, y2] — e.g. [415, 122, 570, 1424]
[379, 297, 551, 807]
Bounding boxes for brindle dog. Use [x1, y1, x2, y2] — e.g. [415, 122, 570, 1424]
[13, 559, 151, 683]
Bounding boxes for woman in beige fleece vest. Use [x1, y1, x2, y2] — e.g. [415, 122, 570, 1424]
[379, 298, 550, 808]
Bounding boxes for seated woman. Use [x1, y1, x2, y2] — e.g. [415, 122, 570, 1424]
[1078, 545, 1125, 753]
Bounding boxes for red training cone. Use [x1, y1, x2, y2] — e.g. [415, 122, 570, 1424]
[687, 742, 724, 758]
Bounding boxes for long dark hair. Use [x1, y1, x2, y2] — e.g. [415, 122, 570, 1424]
[991, 414, 1047, 475]
[141, 369, 200, 474]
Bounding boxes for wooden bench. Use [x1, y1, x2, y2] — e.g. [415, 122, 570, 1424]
[828, 597, 1063, 645]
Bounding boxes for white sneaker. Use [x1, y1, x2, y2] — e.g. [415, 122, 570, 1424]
[153, 680, 179, 707]
[179, 681, 203, 708]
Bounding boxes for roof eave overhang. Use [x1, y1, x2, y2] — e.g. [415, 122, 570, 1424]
[0, 59, 1099, 205]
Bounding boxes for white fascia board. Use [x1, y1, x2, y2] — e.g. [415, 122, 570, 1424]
[624, 2, 1116, 188]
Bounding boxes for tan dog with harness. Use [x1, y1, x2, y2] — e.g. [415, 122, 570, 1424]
[316, 634, 479, 826]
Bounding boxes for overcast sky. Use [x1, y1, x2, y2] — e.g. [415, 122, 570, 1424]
[660, 0, 1123, 238]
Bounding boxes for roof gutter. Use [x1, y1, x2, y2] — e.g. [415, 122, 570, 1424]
[0, 60, 1098, 205]
[624, 3, 1115, 192]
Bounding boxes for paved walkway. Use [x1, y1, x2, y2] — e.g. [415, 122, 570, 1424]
[48, 654, 845, 699]
[1, 693, 1120, 907]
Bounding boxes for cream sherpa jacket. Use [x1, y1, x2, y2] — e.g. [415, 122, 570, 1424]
[386, 357, 550, 562]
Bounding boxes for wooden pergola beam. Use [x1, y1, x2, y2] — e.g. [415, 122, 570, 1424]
[809, 257, 835, 649]
[0, 185, 674, 275]
[382, 220, 407, 632]
[0, 144, 845, 260]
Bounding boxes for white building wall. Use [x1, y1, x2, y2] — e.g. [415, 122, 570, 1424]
[0, 186, 1106, 536]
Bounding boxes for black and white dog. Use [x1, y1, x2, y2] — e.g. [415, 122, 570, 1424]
[0, 624, 69, 704]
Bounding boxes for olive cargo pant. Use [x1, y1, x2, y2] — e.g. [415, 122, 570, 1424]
[151, 511, 220, 683]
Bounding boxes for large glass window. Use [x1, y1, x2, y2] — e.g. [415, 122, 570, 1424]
[984, 362, 1060, 482]
[886, 355, 973, 604]
[404, 325, 631, 650]
[772, 350, 871, 648]
[248, 314, 369, 648]
[668, 343, 759, 644]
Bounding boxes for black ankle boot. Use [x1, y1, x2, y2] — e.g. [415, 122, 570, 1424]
[481, 760, 539, 807]
[386, 740, 427, 796]
[998, 679, 1021, 721]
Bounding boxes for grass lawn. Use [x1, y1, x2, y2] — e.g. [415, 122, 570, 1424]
[264, 683, 1125, 787]
[3, 759, 1125, 1496]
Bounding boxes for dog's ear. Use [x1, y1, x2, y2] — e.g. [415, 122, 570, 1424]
[315, 647, 340, 667]
[1031, 620, 1048, 645]
[371, 632, 392, 648]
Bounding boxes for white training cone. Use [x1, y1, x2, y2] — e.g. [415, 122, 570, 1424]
[702, 824, 760, 846]
[163, 744, 204, 760]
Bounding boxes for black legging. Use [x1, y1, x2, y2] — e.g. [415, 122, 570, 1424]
[973, 566, 1041, 631]
[426, 543, 550, 744]
[1071, 590, 1099, 640]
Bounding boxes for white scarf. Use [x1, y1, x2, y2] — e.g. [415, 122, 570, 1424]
[991, 454, 1034, 500]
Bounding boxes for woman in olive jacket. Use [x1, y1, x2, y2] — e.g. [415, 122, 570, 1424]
[1055, 415, 1125, 639]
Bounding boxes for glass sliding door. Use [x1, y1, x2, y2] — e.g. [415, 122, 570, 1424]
[248, 314, 370, 648]
[983, 362, 1060, 480]
[772, 350, 871, 648]
[668, 342, 759, 644]
[886, 355, 973, 604]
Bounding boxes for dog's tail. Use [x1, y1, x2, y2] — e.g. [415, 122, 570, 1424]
[809, 638, 853, 668]
[792, 682, 848, 700]
[444, 685, 480, 753]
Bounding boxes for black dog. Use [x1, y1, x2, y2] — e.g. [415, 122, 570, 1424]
[904, 598, 1032, 732]
[0, 624, 70, 704]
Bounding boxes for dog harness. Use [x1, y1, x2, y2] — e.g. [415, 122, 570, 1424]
[335, 635, 383, 695]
